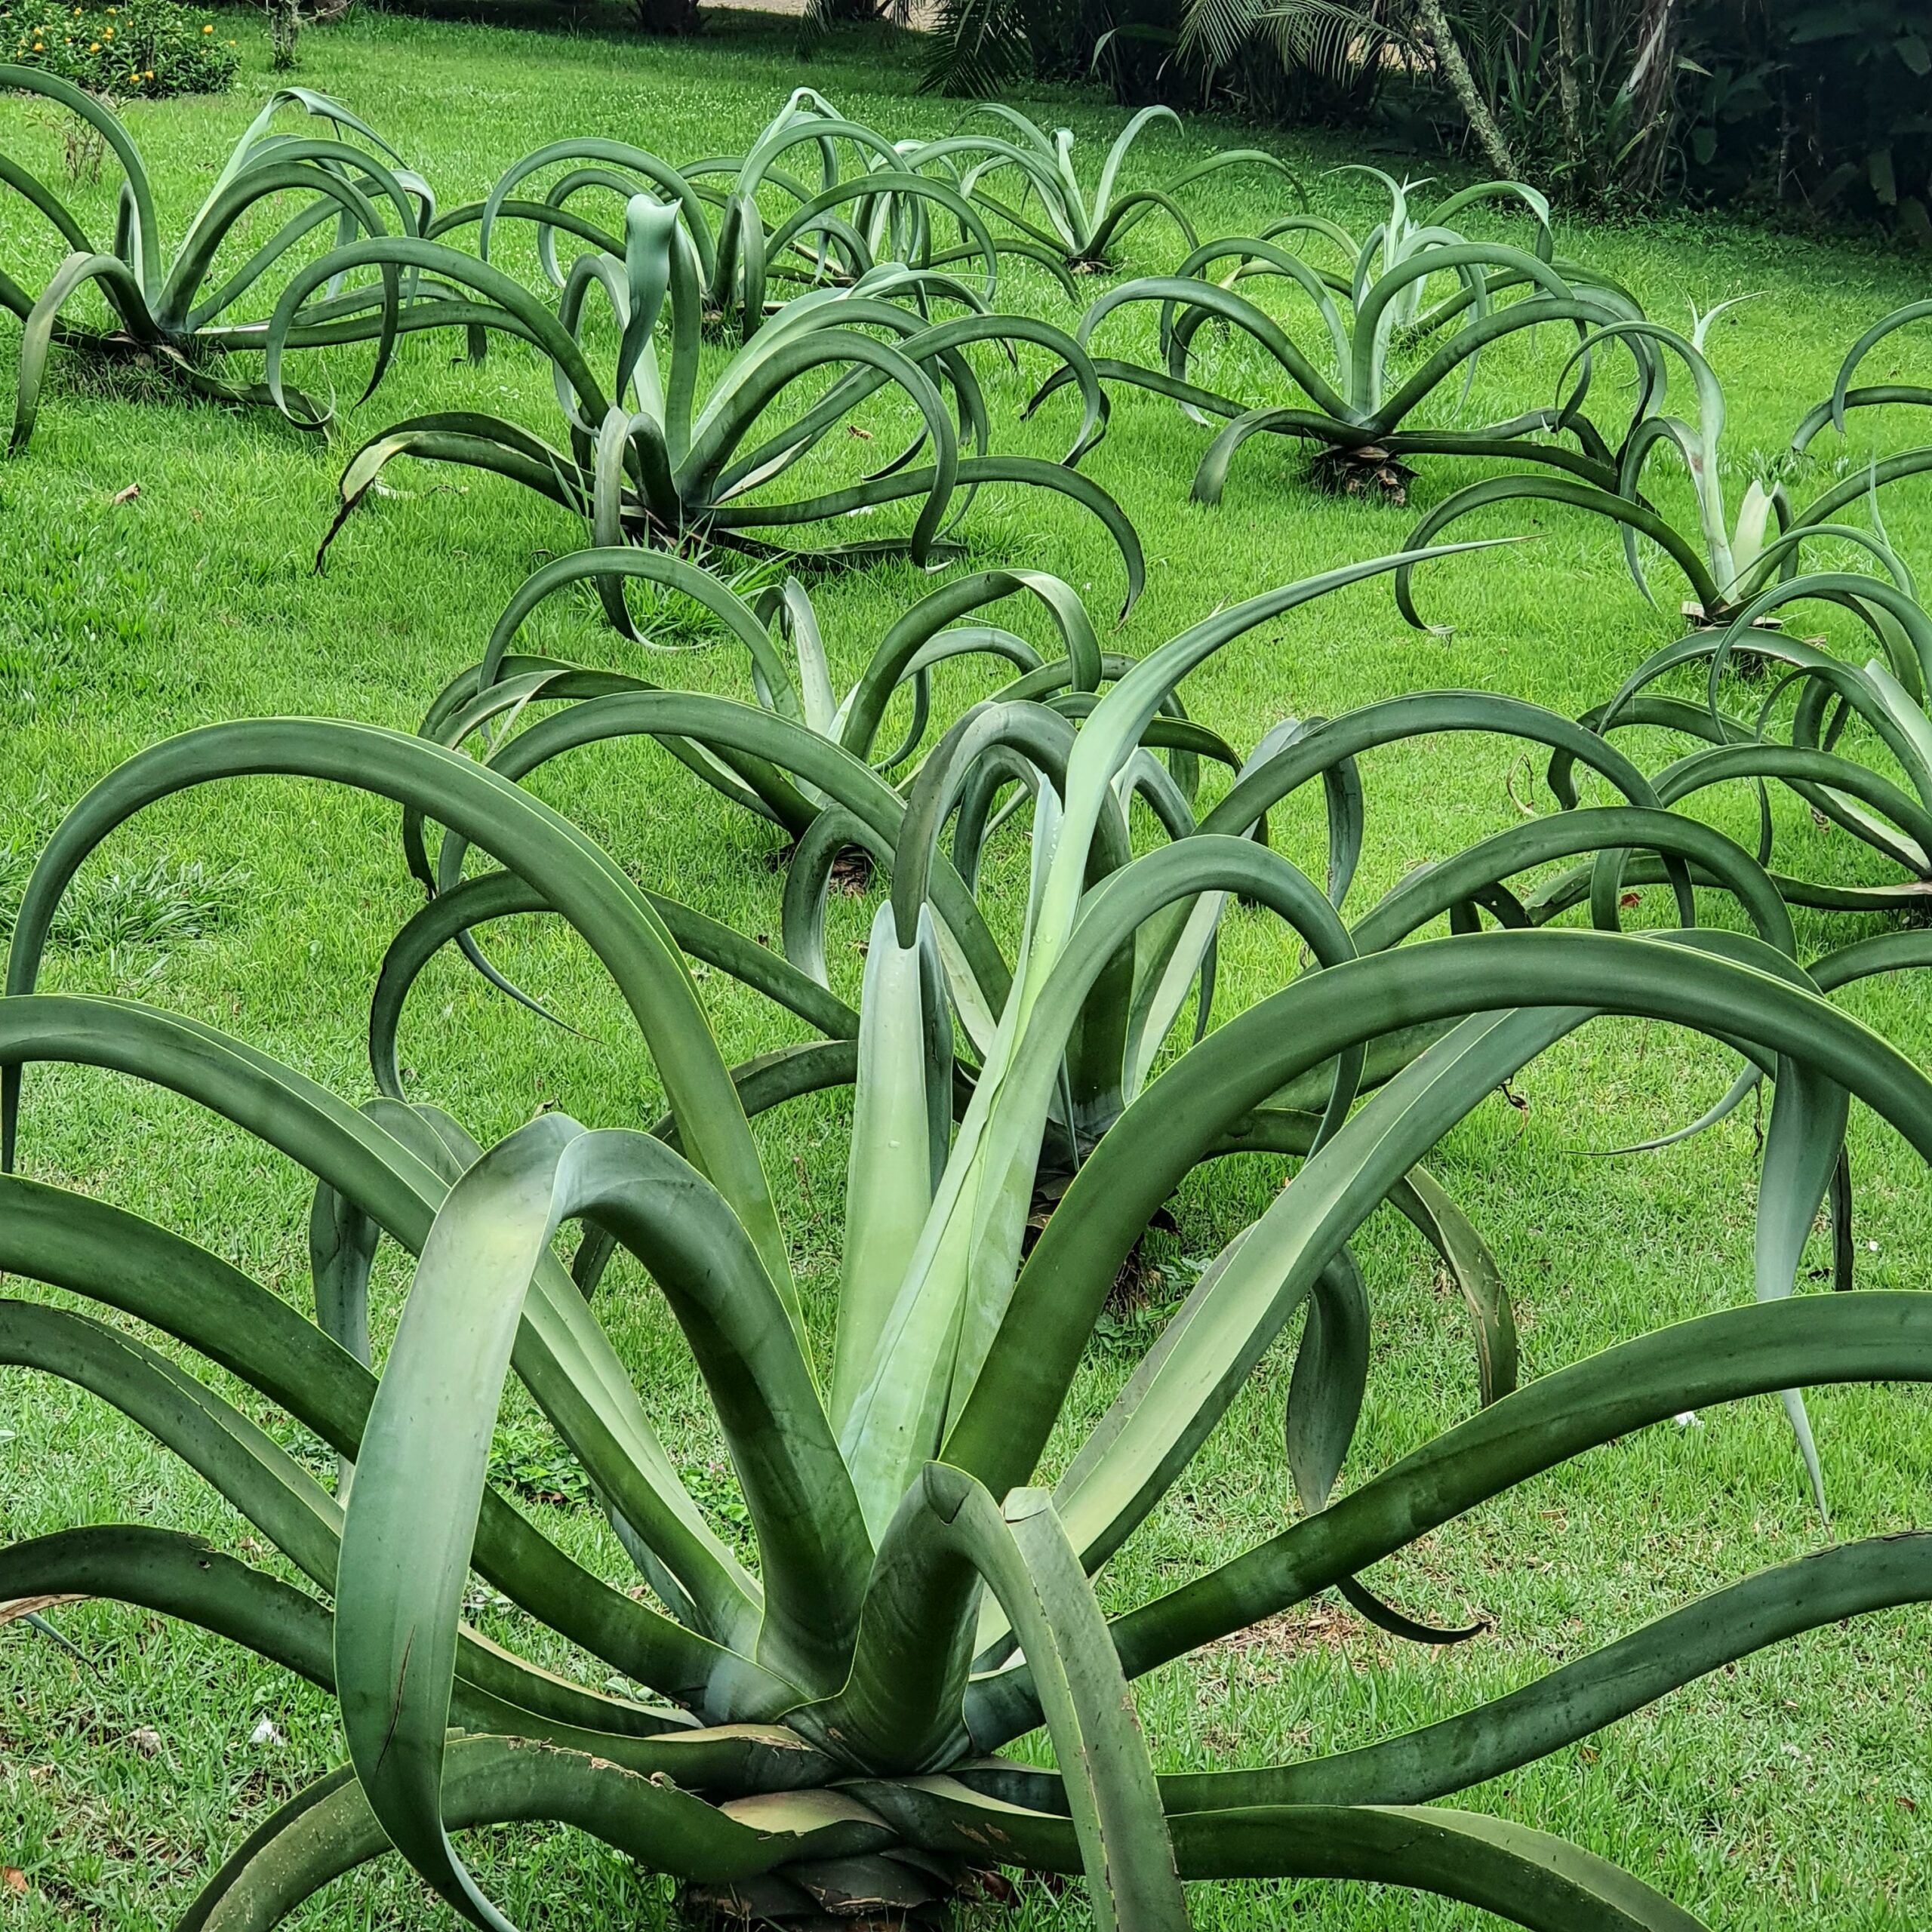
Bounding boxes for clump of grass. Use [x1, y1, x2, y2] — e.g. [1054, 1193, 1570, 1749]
[0, 847, 249, 951]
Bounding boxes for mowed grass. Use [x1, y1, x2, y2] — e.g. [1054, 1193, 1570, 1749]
[4, 9, 1932, 1928]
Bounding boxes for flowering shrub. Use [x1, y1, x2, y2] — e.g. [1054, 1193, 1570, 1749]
[2, 0, 236, 97]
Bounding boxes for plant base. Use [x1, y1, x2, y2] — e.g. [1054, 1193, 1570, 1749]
[679, 1852, 1015, 1928]
[767, 840, 874, 894]
[1309, 443, 1419, 505]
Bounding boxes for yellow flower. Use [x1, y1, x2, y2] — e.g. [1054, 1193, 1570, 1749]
[102, 24, 111, 34]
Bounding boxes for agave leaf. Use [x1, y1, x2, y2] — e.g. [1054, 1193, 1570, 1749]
[1163, 1529, 1932, 1812]
[0, 1149, 743, 1707]
[336, 1112, 875, 1918]
[933, 1472, 1186, 1932]
[1084, 273, 1354, 423]
[477, 136, 718, 286]
[1066, 1293, 1932, 1710]
[2, 1298, 345, 1591]
[1791, 297, 1932, 445]
[1400, 474, 1725, 629]
[1352, 805, 1781, 953]
[180, 1737, 891, 1931]
[7, 945, 767, 1655]
[811, 1467, 1187, 1931]
[453, 688, 1011, 1019]
[948, 926, 1932, 1509]
[1045, 1007, 1583, 1580]
[841, 568, 1102, 760]
[14, 251, 158, 449]
[4, 718, 792, 1317]
[155, 149, 405, 332]
[369, 869, 856, 1102]
[0, 64, 158, 282]
[833, 904, 949, 1431]
[867, 1774, 1703, 1929]
[848, 827, 1364, 1540]
[1349, 242, 1576, 414]
[1166, 1806, 1706, 1928]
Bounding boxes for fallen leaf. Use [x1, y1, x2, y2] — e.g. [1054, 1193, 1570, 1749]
[128, 1727, 162, 1758]
[0, 1594, 86, 1627]
[250, 1718, 285, 1746]
[1898, 1793, 1919, 1814]
[110, 482, 140, 505]
[1619, 891, 1641, 909]
[3, 1868, 26, 1895]
[847, 424, 874, 440]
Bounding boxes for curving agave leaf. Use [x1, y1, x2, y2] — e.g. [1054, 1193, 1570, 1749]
[1550, 577, 1932, 912]
[1790, 298, 1932, 452]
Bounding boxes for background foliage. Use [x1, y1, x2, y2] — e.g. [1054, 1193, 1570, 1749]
[2, 0, 236, 98]
[919, 0, 1932, 238]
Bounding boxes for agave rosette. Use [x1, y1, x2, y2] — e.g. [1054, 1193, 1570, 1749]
[398, 547, 1312, 1206]
[909, 102, 1303, 279]
[0, 66, 432, 446]
[5, 550, 1931, 1930]
[1542, 561, 1932, 921]
[1401, 303, 1932, 626]
[266, 190, 1141, 588]
[1051, 169, 1641, 503]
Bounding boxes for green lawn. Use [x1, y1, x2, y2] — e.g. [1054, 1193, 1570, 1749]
[4, 9, 1932, 1927]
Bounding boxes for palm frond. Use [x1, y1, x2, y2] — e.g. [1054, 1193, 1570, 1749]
[919, 0, 1034, 97]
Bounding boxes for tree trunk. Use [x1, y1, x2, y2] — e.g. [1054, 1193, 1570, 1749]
[1554, 0, 1588, 184]
[1413, 0, 1518, 180]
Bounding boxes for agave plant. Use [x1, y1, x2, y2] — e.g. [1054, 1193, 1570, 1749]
[400, 539, 1857, 1501]
[8, 551, 1931, 1930]
[268, 191, 1141, 592]
[0, 67, 430, 448]
[1542, 566, 1932, 919]
[907, 103, 1303, 279]
[404, 548, 1323, 1201]
[1400, 305, 1932, 626]
[1049, 173, 1638, 504]
[441, 87, 1025, 343]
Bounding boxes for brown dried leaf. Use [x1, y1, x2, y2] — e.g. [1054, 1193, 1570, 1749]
[0, 1594, 86, 1627]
